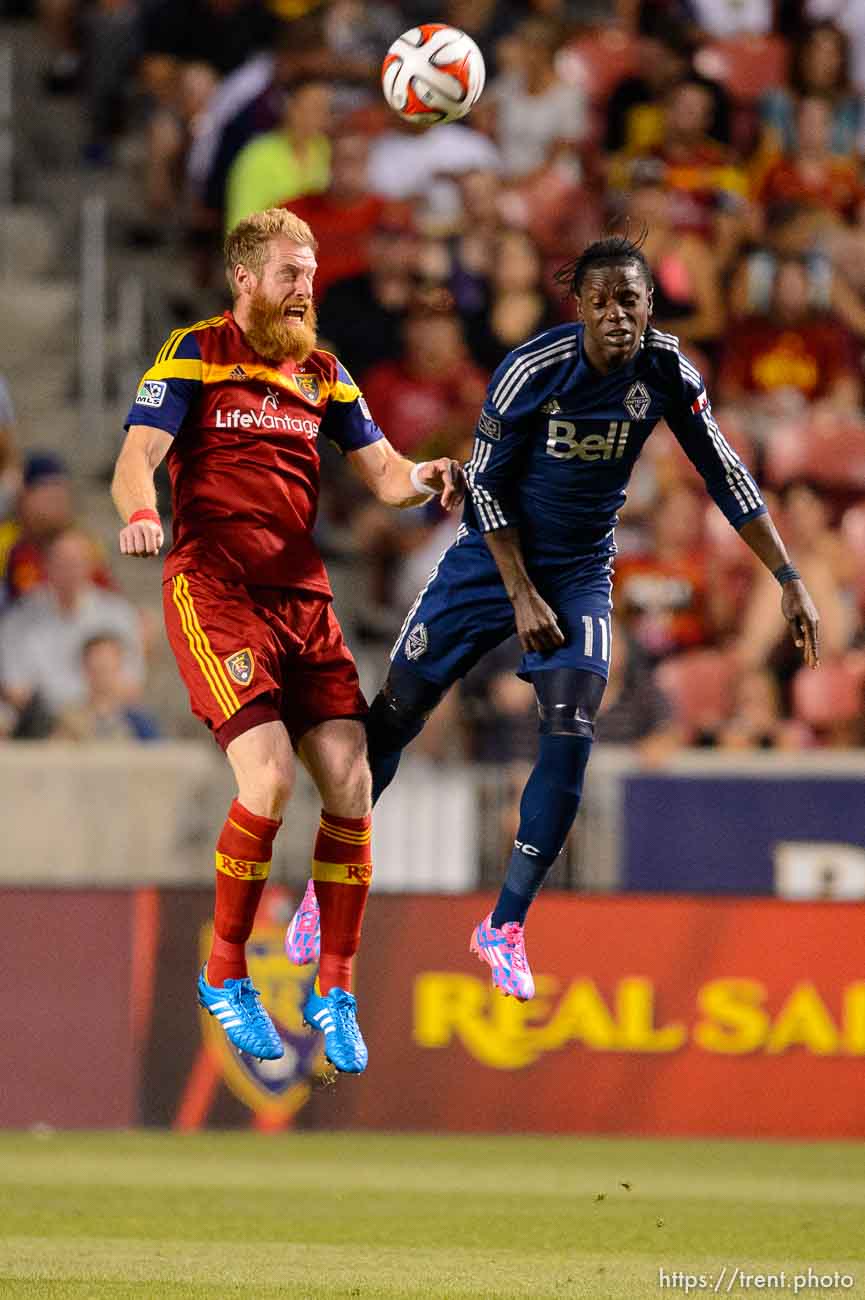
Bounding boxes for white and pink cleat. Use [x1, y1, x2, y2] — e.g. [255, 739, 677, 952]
[284, 879, 321, 966]
[469, 912, 535, 1001]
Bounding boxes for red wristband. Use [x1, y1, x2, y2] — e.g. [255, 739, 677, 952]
[129, 509, 161, 527]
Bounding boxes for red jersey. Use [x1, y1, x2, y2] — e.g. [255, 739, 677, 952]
[718, 315, 857, 403]
[126, 312, 382, 593]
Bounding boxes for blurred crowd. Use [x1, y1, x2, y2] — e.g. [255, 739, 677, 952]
[1, 0, 865, 755]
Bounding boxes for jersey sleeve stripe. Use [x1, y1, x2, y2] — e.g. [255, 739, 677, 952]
[166, 315, 227, 362]
[329, 379, 360, 403]
[142, 358, 204, 383]
[156, 328, 184, 366]
[493, 338, 578, 412]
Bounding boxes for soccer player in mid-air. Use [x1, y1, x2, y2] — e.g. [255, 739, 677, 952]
[285, 232, 820, 1000]
[111, 208, 464, 1072]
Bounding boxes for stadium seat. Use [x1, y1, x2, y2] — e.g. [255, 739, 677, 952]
[765, 420, 865, 491]
[556, 29, 640, 106]
[655, 650, 737, 733]
[694, 36, 789, 103]
[792, 656, 865, 729]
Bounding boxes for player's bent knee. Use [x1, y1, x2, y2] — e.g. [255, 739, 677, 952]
[531, 667, 606, 739]
[367, 663, 445, 750]
[239, 756, 294, 816]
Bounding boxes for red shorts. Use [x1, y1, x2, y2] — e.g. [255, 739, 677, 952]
[163, 572, 366, 748]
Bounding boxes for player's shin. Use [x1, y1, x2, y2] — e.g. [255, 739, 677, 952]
[207, 799, 281, 986]
[491, 732, 593, 928]
[312, 811, 373, 993]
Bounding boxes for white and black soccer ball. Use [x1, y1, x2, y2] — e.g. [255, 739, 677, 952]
[381, 24, 486, 127]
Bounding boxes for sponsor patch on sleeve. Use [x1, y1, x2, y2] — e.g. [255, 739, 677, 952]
[478, 410, 502, 441]
[690, 389, 709, 414]
[136, 380, 167, 409]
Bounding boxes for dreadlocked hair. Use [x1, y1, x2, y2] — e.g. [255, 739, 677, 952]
[554, 229, 652, 297]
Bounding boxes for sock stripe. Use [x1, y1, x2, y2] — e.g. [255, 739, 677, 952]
[215, 851, 271, 881]
[312, 859, 372, 885]
[319, 819, 371, 844]
[228, 817, 263, 842]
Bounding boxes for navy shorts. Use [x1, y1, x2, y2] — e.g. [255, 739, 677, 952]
[390, 525, 613, 688]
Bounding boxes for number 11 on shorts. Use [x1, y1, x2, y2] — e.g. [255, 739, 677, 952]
[581, 614, 611, 662]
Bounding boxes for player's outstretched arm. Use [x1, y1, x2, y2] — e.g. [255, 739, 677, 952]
[112, 424, 173, 557]
[738, 513, 820, 668]
[346, 438, 465, 510]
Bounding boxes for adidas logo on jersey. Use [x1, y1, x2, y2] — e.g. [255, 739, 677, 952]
[229, 365, 248, 380]
[540, 397, 562, 415]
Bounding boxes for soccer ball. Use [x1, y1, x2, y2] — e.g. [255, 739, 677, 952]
[381, 24, 486, 127]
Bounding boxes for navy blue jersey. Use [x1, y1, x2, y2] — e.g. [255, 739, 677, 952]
[465, 323, 765, 568]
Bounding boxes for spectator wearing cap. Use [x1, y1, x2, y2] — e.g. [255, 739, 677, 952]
[0, 453, 113, 606]
[0, 527, 145, 733]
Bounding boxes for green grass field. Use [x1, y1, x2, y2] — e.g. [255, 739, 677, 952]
[0, 1131, 862, 1299]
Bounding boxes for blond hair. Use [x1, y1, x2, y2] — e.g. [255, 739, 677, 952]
[224, 208, 317, 296]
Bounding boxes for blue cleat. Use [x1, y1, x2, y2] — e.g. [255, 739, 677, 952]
[197, 966, 284, 1061]
[303, 985, 368, 1074]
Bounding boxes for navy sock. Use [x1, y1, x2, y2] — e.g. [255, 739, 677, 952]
[491, 733, 592, 928]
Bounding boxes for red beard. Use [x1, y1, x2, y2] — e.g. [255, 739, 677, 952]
[243, 293, 318, 364]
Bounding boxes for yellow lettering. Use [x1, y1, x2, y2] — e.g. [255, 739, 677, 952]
[615, 977, 687, 1052]
[694, 979, 769, 1054]
[539, 979, 619, 1051]
[766, 982, 840, 1056]
[842, 982, 865, 1055]
[412, 973, 558, 1069]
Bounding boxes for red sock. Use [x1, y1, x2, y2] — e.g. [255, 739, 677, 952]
[312, 810, 372, 994]
[207, 799, 281, 987]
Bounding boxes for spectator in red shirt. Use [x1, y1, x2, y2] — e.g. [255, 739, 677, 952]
[282, 133, 400, 299]
[360, 304, 488, 459]
[1, 453, 113, 605]
[718, 256, 861, 413]
[614, 484, 714, 662]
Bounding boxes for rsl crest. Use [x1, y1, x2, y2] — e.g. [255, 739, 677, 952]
[224, 648, 254, 686]
[294, 373, 322, 404]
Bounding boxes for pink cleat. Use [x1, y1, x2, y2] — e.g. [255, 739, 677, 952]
[285, 879, 320, 966]
[469, 912, 535, 1001]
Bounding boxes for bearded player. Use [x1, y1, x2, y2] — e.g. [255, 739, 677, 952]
[111, 208, 463, 1073]
[285, 232, 820, 1001]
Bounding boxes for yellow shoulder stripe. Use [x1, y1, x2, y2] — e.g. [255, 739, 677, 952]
[330, 379, 360, 404]
[140, 358, 203, 384]
[166, 314, 227, 363]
